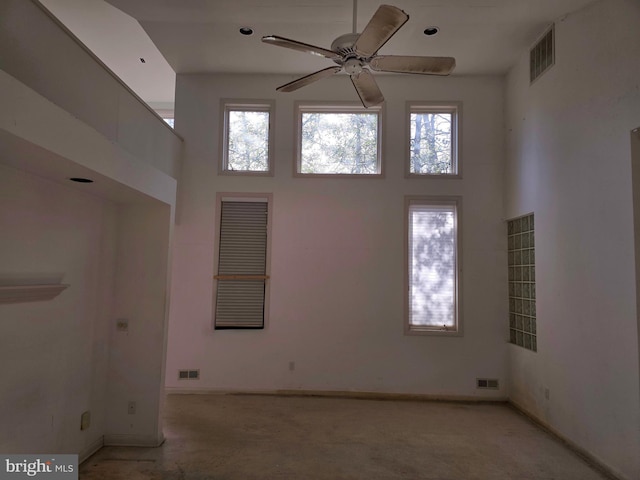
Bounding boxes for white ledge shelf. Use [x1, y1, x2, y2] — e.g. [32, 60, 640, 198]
[0, 284, 70, 304]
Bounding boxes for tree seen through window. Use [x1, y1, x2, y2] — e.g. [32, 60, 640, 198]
[300, 111, 379, 174]
[227, 110, 269, 172]
[409, 112, 453, 174]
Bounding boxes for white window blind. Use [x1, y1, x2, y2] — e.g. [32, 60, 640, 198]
[408, 200, 459, 331]
[215, 200, 268, 329]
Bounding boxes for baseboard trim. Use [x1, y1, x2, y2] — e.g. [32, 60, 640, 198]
[165, 387, 507, 403]
[103, 434, 163, 448]
[508, 400, 624, 480]
[79, 436, 104, 464]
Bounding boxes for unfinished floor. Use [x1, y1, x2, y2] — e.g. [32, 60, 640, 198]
[81, 394, 612, 480]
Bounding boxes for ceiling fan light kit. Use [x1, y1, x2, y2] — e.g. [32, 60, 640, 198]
[261, 2, 456, 108]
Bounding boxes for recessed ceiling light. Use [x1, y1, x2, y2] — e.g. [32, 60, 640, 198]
[423, 27, 439, 36]
[239, 27, 254, 36]
[69, 177, 94, 183]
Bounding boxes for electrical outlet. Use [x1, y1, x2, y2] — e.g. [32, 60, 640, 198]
[80, 411, 91, 430]
[128, 401, 136, 415]
[116, 319, 129, 332]
[289, 361, 295, 371]
[544, 388, 550, 400]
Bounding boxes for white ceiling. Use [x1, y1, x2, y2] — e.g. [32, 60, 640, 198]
[40, 0, 597, 107]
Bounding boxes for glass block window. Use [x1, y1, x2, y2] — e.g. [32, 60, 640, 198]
[508, 213, 536, 351]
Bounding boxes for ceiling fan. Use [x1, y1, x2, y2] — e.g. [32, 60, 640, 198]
[261, 1, 456, 108]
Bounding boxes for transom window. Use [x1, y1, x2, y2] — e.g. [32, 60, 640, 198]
[407, 103, 460, 177]
[406, 196, 462, 335]
[296, 103, 382, 176]
[221, 100, 274, 175]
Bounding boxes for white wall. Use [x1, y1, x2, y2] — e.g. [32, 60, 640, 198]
[0, 0, 182, 179]
[167, 73, 507, 398]
[505, 0, 640, 478]
[0, 164, 116, 459]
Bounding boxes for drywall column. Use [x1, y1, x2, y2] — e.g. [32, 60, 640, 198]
[105, 202, 172, 446]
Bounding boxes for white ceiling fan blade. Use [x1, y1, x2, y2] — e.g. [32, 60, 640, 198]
[350, 69, 384, 108]
[276, 67, 342, 93]
[354, 5, 409, 58]
[370, 56, 456, 75]
[262, 35, 339, 60]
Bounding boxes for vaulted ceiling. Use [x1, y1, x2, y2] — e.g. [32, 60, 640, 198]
[40, 0, 596, 105]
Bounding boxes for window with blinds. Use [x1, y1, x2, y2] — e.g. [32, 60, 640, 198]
[214, 195, 271, 329]
[406, 196, 462, 335]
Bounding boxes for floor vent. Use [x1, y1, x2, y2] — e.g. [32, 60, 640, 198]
[178, 369, 200, 380]
[477, 378, 499, 390]
[530, 25, 554, 83]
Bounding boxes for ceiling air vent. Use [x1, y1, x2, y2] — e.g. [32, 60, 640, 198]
[530, 25, 554, 83]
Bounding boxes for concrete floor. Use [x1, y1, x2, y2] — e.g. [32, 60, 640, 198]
[81, 394, 612, 480]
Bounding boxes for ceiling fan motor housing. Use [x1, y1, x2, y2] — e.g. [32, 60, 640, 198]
[330, 33, 360, 57]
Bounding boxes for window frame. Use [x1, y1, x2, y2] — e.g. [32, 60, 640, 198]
[212, 192, 273, 330]
[405, 101, 462, 179]
[219, 99, 275, 177]
[294, 101, 384, 178]
[404, 195, 463, 336]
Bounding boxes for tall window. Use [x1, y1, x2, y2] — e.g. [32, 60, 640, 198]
[296, 103, 382, 176]
[508, 213, 536, 351]
[407, 103, 460, 177]
[213, 194, 272, 329]
[406, 196, 462, 335]
[221, 101, 274, 175]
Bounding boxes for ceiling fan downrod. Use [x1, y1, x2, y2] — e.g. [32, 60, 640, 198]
[352, 0, 358, 34]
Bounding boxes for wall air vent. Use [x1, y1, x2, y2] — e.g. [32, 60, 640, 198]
[178, 369, 200, 380]
[477, 378, 499, 390]
[530, 25, 554, 83]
